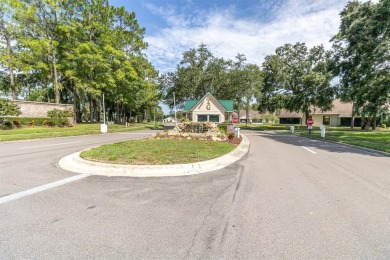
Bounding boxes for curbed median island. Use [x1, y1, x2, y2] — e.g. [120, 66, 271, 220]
[59, 123, 250, 177]
[80, 138, 238, 165]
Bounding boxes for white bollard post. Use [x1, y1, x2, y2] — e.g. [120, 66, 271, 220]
[100, 123, 107, 133]
[290, 126, 295, 134]
[320, 124, 326, 138]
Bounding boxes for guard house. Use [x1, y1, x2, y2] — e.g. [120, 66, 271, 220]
[184, 93, 234, 123]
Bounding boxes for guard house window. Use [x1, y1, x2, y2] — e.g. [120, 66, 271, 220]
[323, 116, 330, 125]
[209, 115, 220, 122]
[198, 115, 208, 122]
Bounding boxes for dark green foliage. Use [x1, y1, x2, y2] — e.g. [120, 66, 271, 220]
[217, 123, 232, 134]
[1, 117, 47, 126]
[0, 116, 67, 127]
[1, 0, 158, 124]
[1, 120, 13, 130]
[260, 43, 335, 120]
[332, 0, 389, 129]
[47, 118, 67, 127]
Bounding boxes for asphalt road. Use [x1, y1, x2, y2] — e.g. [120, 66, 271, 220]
[1, 130, 390, 259]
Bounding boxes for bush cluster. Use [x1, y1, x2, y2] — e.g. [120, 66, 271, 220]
[0, 116, 68, 129]
[47, 108, 75, 118]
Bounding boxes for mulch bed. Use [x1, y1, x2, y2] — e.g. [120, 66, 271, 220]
[228, 136, 242, 145]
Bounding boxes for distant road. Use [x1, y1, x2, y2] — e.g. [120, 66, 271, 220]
[1, 130, 390, 259]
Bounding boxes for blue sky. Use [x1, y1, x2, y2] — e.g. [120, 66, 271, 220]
[108, 0, 375, 113]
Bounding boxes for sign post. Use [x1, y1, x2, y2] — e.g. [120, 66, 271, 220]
[307, 118, 314, 135]
[232, 111, 239, 137]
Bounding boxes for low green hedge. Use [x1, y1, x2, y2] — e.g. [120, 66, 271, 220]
[0, 116, 68, 129]
[217, 123, 234, 134]
[1, 116, 49, 126]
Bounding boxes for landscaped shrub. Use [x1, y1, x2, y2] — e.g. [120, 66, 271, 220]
[13, 120, 21, 128]
[382, 124, 387, 129]
[227, 132, 235, 140]
[1, 120, 14, 130]
[47, 108, 74, 118]
[0, 117, 50, 126]
[217, 123, 234, 134]
[0, 99, 21, 116]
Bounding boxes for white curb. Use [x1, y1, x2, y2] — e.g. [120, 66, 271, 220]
[58, 135, 250, 177]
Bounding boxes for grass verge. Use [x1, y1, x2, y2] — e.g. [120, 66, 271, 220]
[296, 128, 390, 153]
[80, 139, 237, 165]
[239, 123, 389, 153]
[0, 123, 155, 142]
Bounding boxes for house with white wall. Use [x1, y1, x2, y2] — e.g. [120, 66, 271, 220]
[184, 93, 234, 123]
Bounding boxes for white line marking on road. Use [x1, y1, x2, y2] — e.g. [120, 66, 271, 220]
[19, 141, 82, 150]
[119, 132, 152, 135]
[0, 174, 89, 205]
[301, 146, 318, 154]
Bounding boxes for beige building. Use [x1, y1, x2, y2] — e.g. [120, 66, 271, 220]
[184, 93, 234, 123]
[278, 100, 360, 127]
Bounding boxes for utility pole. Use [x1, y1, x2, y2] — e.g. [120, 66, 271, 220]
[102, 93, 106, 125]
[100, 93, 107, 133]
[173, 92, 177, 124]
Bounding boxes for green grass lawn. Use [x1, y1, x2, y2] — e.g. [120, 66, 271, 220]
[80, 138, 237, 165]
[0, 123, 156, 142]
[238, 123, 292, 131]
[239, 123, 390, 153]
[296, 128, 390, 153]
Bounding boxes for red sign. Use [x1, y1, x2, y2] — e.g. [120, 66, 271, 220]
[307, 118, 314, 125]
[232, 117, 238, 124]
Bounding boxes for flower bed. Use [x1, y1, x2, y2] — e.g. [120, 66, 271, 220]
[150, 121, 242, 144]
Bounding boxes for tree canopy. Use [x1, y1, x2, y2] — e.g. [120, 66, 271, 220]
[260, 42, 336, 121]
[0, 0, 159, 123]
[160, 44, 263, 113]
[332, 0, 389, 128]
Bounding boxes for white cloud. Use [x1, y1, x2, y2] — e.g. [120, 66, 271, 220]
[143, 0, 365, 73]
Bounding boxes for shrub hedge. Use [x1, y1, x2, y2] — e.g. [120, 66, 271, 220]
[0, 116, 68, 129]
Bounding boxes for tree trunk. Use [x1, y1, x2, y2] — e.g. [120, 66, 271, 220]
[115, 102, 121, 123]
[5, 36, 16, 100]
[351, 102, 355, 129]
[73, 84, 82, 123]
[52, 50, 60, 104]
[245, 105, 250, 125]
[372, 114, 377, 130]
[90, 94, 93, 123]
[305, 110, 310, 125]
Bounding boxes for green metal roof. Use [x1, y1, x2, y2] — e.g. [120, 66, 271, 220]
[218, 100, 234, 111]
[184, 99, 233, 112]
[184, 100, 199, 111]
